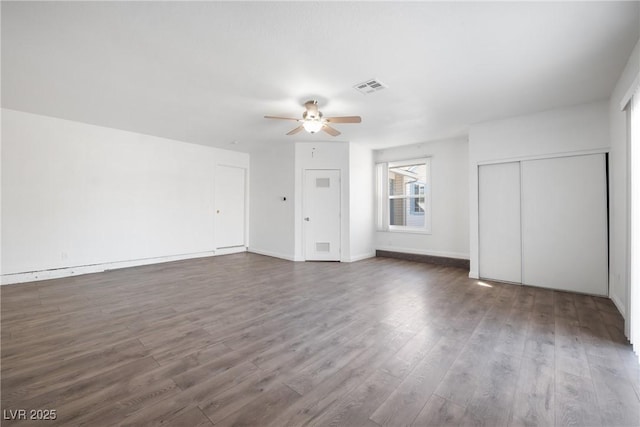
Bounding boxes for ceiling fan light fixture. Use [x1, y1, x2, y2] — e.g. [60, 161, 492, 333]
[265, 100, 360, 137]
[302, 120, 324, 133]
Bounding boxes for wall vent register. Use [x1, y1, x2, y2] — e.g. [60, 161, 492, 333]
[316, 242, 330, 252]
[316, 178, 330, 188]
[353, 78, 388, 94]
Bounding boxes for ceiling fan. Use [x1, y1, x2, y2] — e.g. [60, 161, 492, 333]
[264, 100, 361, 136]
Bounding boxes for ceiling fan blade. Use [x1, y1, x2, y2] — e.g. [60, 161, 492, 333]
[325, 116, 362, 124]
[322, 124, 341, 136]
[286, 125, 305, 135]
[264, 115, 300, 121]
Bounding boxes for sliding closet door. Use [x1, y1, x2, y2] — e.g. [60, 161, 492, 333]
[479, 162, 522, 283]
[521, 154, 608, 295]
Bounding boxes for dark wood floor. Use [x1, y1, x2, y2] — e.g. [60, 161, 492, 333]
[1, 253, 639, 426]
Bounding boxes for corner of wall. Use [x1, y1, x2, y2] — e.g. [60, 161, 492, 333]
[608, 36, 640, 329]
[610, 292, 626, 318]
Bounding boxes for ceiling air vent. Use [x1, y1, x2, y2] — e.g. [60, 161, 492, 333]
[353, 78, 388, 94]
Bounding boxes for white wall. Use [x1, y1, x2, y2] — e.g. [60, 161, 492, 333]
[250, 141, 374, 263]
[248, 144, 296, 260]
[374, 137, 469, 259]
[349, 142, 375, 262]
[609, 38, 640, 327]
[2, 109, 249, 284]
[468, 100, 610, 279]
[294, 142, 351, 262]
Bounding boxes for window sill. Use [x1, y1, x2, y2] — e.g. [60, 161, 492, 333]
[382, 228, 432, 235]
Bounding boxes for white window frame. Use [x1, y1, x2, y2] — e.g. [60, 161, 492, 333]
[376, 158, 432, 234]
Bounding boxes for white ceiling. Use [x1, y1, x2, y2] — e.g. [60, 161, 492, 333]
[2, 1, 638, 152]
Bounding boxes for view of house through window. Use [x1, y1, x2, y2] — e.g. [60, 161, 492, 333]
[389, 162, 427, 227]
[377, 158, 431, 232]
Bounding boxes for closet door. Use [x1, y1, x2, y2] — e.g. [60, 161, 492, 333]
[479, 162, 522, 283]
[521, 154, 608, 295]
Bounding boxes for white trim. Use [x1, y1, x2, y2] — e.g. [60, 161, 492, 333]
[469, 271, 479, 279]
[626, 106, 632, 339]
[345, 252, 376, 262]
[375, 246, 469, 260]
[1, 251, 216, 285]
[215, 246, 247, 256]
[248, 247, 296, 261]
[620, 72, 640, 111]
[478, 277, 522, 286]
[385, 227, 432, 235]
[629, 85, 640, 360]
[476, 148, 610, 167]
[388, 157, 430, 168]
[611, 293, 627, 319]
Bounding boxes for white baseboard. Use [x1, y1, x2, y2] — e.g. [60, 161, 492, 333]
[248, 247, 296, 261]
[468, 271, 479, 279]
[345, 252, 376, 262]
[610, 293, 626, 318]
[375, 246, 470, 260]
[215, 246, 247, 256]
[1, 251, 216, 285]
[248, 248, 374, 263]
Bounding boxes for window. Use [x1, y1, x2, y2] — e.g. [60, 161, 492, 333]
[376, 158, 431, 233]
[412, 183, 425, 214]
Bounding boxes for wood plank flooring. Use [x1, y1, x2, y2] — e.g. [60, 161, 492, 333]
[1, 253, 639, 426]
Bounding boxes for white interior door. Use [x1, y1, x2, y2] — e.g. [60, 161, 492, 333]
[479, 162, 522, 283]
[304, 169, 341, 261]
[521, 154, 608, 295]
[215, 165, 246, 249]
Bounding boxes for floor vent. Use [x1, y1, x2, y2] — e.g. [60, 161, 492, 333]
[353, 78, 388, 94]
[316, 242, 330, 252]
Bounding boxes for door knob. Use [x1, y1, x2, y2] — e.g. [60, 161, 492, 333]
[304, 217, 310, 221]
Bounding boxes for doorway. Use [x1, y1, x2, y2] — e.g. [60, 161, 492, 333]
[215, 165, 246, 250]
[303, 169, 341, 261]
